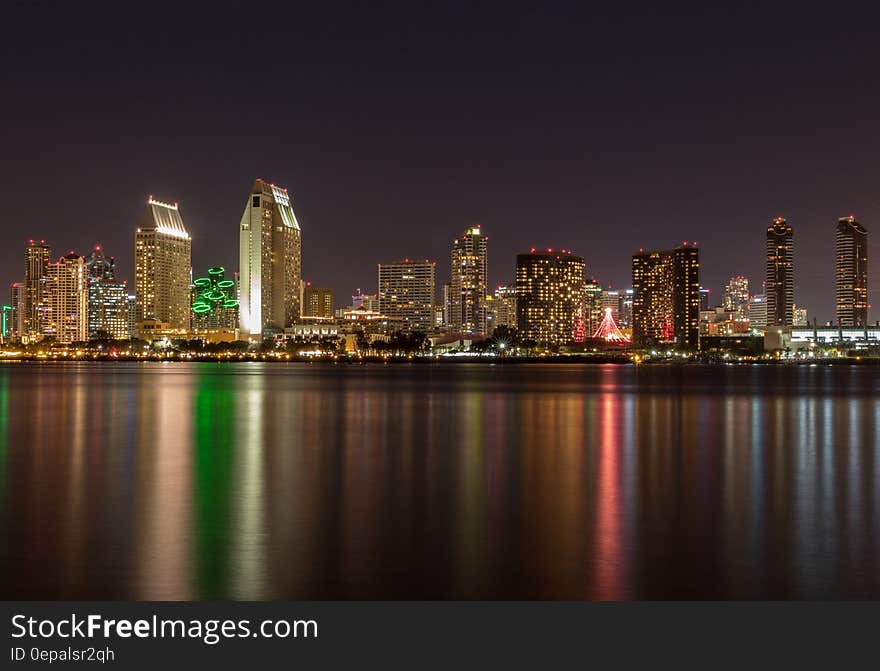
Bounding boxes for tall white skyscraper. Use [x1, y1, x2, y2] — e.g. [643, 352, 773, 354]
[239, 179, 302, 337]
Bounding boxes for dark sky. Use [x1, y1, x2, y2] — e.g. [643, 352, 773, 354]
[4, 1, 880, 320]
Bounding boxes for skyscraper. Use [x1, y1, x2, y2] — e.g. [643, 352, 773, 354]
[134, 197, 192, 335]
[45, 252, 88, 343]
[765, 217, 794, 327]
[10, 282, 24, 340]
[515, 249, 585, 345]
[23, 240, 51, 340]
[449, 226, 488, 335]
[723, 276, 750, 318]
[303, 284, 334, 319]
[377, 259, 435, 332]
[631, 243, 700, 348]
[835, 215, 868, 327]
[238, 179, 303, 337]
[492, 285, 517, 330]
[749, 294, 767, 328]
[86, 246, 129, 339]
[583, 278, 603, 335]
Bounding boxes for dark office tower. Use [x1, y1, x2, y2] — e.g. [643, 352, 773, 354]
[632, 243, 700, 348]
[835, 215, 868, 327]
[23, 240, 51, 339]
[239, 179, 303, 337]
[765, 216, 794, 327]
[698, 287, 711, 311]
[515, 249, 585, 346]
[673, 245, 700, 348]
[450, 226, 488, 335]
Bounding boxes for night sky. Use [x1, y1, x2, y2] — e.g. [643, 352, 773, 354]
[4, 1, 880, 320]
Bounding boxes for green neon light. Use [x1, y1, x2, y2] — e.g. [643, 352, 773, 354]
[192, 267, 238, 320]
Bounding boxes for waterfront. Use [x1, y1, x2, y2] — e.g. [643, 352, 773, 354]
[0, 362, 878, 599]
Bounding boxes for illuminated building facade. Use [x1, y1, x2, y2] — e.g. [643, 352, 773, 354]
[450, 226, 488, 335]
[10, 282, 24, 340]
[766, 217, 794, 327]
[352, 289, 379, 312]
[127, 295, 136, 339]
[723, 275, 750, 318]
[45, 252, 88, 343]
[23, 240, 51, 339]
[749, 294, 767, 328]
[238, 179, 302, 337]
[835, 215, 868, 326]
[134, 197, 192, 335]
[515, 249, 585, 345]
[492, 285, 517, 330]
[377, 259, 436, 332]
[303, 284, 334, 319]
[85, 246, 129, 339]
[632, 243, 700, 348]
[583, 278, 603, 335]
[618, 288, 634, 328]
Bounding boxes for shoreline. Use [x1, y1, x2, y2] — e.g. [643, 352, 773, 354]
[0, 355, 877, 366]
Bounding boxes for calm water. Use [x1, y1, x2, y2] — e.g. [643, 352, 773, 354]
[0, 361, 878, 600]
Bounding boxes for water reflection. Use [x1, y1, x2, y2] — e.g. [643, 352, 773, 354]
[1, 362, 879, 599]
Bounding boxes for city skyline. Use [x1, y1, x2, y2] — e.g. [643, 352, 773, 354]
[7, 201, 876, 334]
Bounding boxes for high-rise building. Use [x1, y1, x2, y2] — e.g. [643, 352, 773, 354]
[10, 282, 24, 340]
[766, 217, 794, 327]
[723, 276, 750, 318]
[492, 285, 517, 330]
[238, 179, 303, 337]
[441, 283, 452, 329]
[749, 294, 767, 328]
[793, 304, 808, 327]
[631, 243, 700, 348]
[302, 284, 334, 319]
[449, 226, 488, 335]
[134, 197, 192, 335]
[601, 289, 620, 321]
[698, 287, 711, 311]
[127, 295, 136, 339]
[45, 252, 88, 343]
[85, 246, 129, 339]
[583, 278, 603, 335]
[515, 249, 585, 345]
[377, 259, 436, 332]
[835, 215, 868, 327]
[23, 240, 51, 340]
[619, 288, 634, 328]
